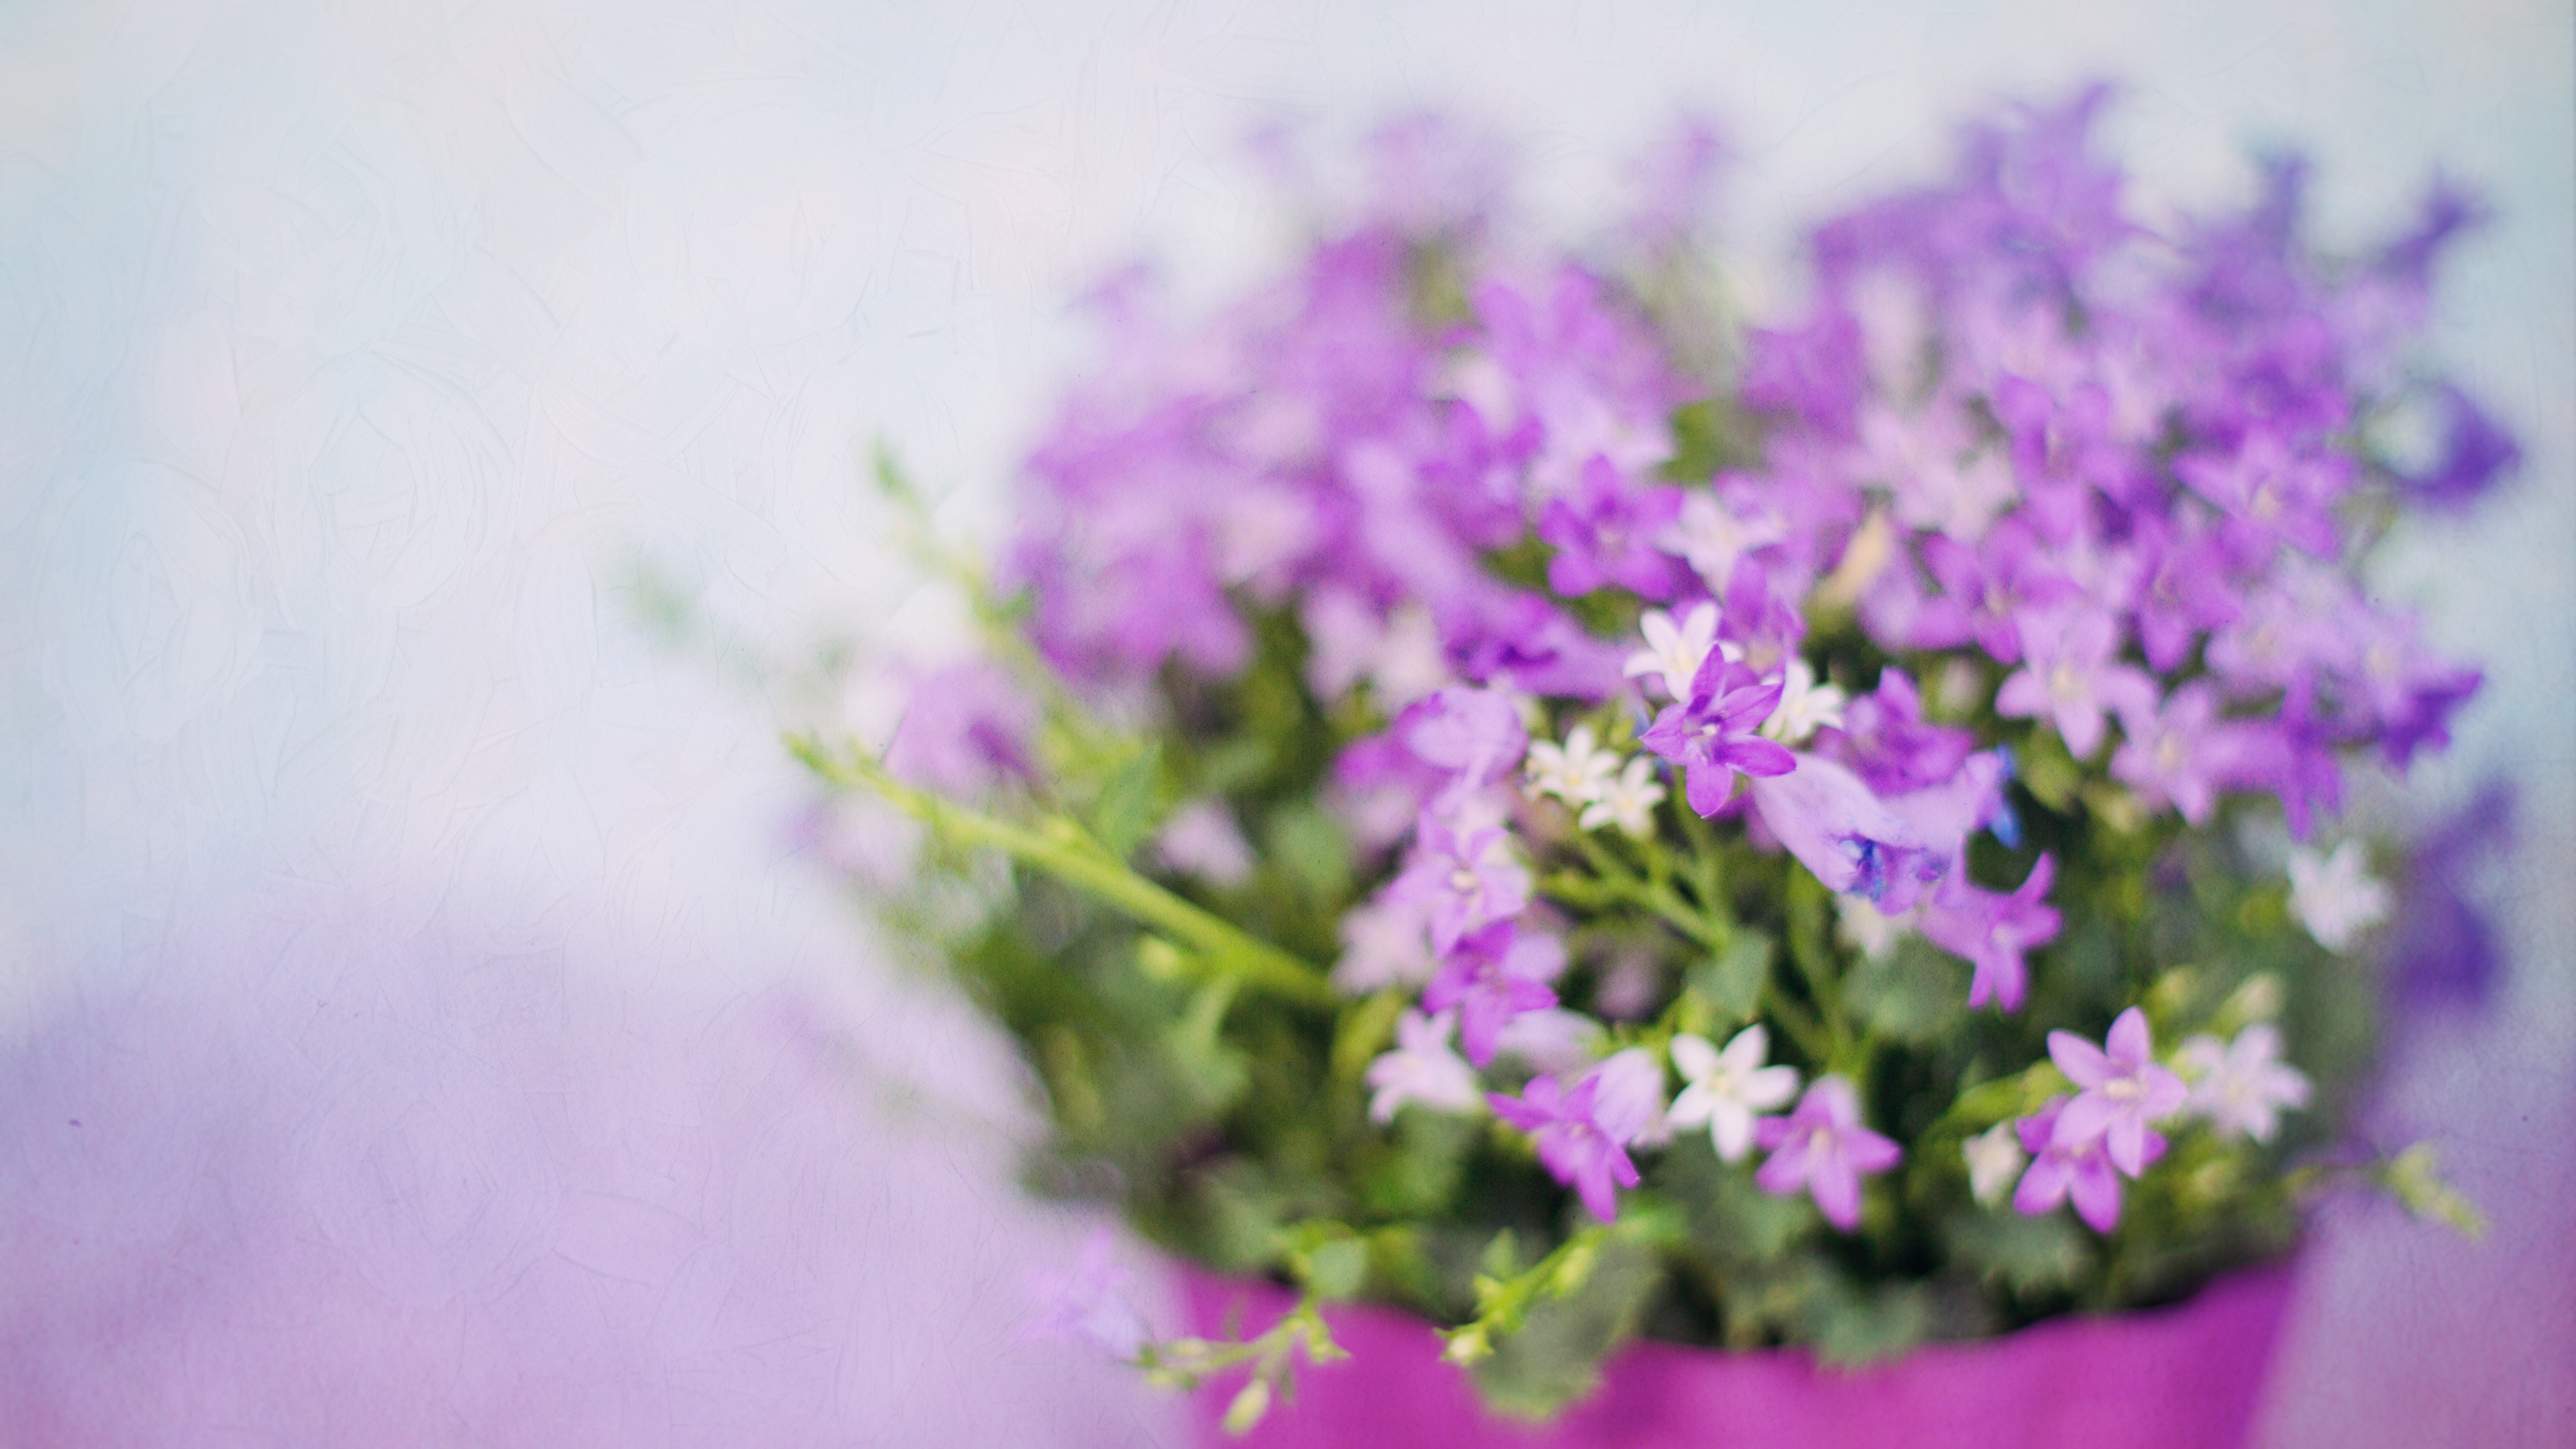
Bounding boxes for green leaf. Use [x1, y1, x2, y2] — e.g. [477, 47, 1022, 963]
[1469, 1235, 1662, 1421]
[1091, 741, 1166, 859]
[1265, 804, 1352, 904]
[1943, 1208, 2094, 1295]
[1688, 930, 1773, 1026]
[1652, 1135, 1810, 1267]
[1810, 1279, 1932, 1368]
[1847, 937, 1966, 1042]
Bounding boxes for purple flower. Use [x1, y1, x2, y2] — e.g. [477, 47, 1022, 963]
[2047, 1007, 2188, 1177]
[883, 663, 1039, 795]
[2174, 428, 2351, 563]
[1817, 667, 1975, 795]
[2011, 1096, 2139, 1233]
[1489, 1071, 1643, 1224]
[2127, 513, 2245, 673]
[1020, 1228, 1150, 1359]
[1585, 1046, 1674, 1148]
[1753, 1076, 1902, 1231]
[1746, 753, 1945, 910]
[1995, 604, 2155, 759]
[1366, 1010, 1486, 1122]
[1915, 519, 2083, 664]
[1397, 685, 1529, 790]
[1640, 654, 1795, 816]
[2394, 384, 2520, 511]
[1422, 922, 1566, 1067]
[1389, 812, 1532, 954]
[2110, 682, 2238, 824]
[1919, 854, 2062, 1012]
[1537, 454, 1688, 598]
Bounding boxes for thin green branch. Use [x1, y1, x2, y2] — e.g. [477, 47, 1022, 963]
[792, 733, 1335, 1009]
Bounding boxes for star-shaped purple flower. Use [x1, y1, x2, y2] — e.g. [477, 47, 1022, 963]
[1489, 1071, 1643, 1224]
[1996, 604, 2155, 759]
[2047, 1006, 2188, 1177]
[1538, 453, 1688, 599]
[1753, 1075, 1902, 1231]
[2011, 1095, 2146, 1233]
[1422, 922, 1566, 1067]
[1389, 810, 1532, 954]
[1919, 853, 2063, 1011]
[1640, 653, 1795, 816]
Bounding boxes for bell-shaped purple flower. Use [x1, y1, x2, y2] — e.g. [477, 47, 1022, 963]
[1753, 1075, 1902, 1230]
[1746, 753, 1944, 910]
[1640, 654, 1795, 816]
[1995, 604, 2156, 759]
[1423, 922, 1566, 1067]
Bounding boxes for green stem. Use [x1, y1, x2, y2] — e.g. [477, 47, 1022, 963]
[792, 734, 1335, 1009]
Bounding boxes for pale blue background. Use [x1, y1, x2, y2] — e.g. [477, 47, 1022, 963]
[1, 1, 2567, 1443]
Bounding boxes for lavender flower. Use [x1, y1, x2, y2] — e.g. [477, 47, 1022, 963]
[2047, 1007, 2188, 1177]
[2175, 1024, 2312, 1142]
[1995, 604, 2155, 759]
[1156, 800, 1254, 885]
[1538, 455, 1688, 598]
[2110, 682, 2235, 824]
[1489, 1072, 1643, 1224]
[1399, 686, 1530, 790]
[882, 663, 1038, 795]
[1422, 922, 1566, 1066]
[1389, 813, 1532, 955]
[1330, 896, 1437, 994]
[1666, 1026, 1800, 1163]
[1587, 1046, 1674, 1148]
[1919, 855, 2063, 1012]
[1642, 655, 1794, 815]
[1754, 1075, 1902, 1231]
[2012, 1096, 2139, 1233]
[1658, 490, 1788, 594]
[1366, 1010, 1486, 1122]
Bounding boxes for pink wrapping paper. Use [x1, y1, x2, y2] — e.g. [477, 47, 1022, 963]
[1181, 1261, 2295, 1449]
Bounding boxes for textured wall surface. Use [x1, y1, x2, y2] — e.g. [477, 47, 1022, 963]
[1, 2, 2568, 1444]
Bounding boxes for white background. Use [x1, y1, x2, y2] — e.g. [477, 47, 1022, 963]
[2, 1, 2569, 1443]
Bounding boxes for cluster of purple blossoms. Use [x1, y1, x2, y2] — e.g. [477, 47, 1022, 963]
[927, 95, 2502, 1241]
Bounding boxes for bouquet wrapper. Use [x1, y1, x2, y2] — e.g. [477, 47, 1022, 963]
[1180, 1263, 2296, 1449]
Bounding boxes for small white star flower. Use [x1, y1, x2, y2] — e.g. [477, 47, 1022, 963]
[2286, 841, 2392, 953]
[1666, 1024, 1801, 1163]
[1622, 602, 1733, 700]
[1759, 657, 1848, 745]
[1524, 724, 1619, 806]
[2175, 1024, 2312, 1143]
[1580, 757, 1668, 838]
[1964, 1121, 2028, 1206]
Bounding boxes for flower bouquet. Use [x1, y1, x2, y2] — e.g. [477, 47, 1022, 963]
[794, 89, 2506, 1438]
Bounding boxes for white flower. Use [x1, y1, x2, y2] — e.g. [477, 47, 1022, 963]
[1665, 1024, 1801, 1162]
[1964, 1121, 2027, 1206]
[1525, 724, 1619, 806]
[1657, 492, 1786, 592]
[2286, 841, 2392, 953]
[1622, 602, 1733, 700]
[2175, 1024, 2312, 1143]
[1365, 1010, 1484, 1123]
[1759, 657, 1847, 745]
[1580, 757, 1668, 838]
[1835, 894, 1916, 959]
